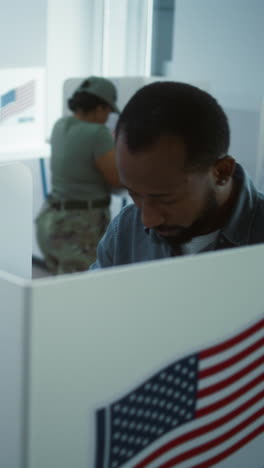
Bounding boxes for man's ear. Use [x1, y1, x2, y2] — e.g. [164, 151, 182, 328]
[213, 155, 236, 185]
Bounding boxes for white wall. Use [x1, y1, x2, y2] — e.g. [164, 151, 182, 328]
[46, 0, 94, 135]
[0, 163, 32, 279]
[105, 0, 153, 77]
[0, 0, 153, 137]
[0, 275, 27, 468]
[0, 0, 98, 136]
[0, 0, 47, 68]
[170, 0, 264, 187]
[172, 0, 264, 100]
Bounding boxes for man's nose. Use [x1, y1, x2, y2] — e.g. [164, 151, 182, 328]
[140, 199, 165, 229]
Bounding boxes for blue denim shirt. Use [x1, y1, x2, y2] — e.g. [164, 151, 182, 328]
[90, 164, 264, 269]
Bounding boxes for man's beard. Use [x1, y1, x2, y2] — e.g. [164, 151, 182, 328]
[157, 190, 219, 245]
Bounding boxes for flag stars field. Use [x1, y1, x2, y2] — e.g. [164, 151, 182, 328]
[95, 319, 263, 468]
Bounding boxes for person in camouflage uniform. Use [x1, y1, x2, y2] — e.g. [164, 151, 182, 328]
[36, 203, 110, 274]
[36, 76, 120, 274]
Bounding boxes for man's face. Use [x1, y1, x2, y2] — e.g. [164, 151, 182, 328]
[116, 133, 221, 244]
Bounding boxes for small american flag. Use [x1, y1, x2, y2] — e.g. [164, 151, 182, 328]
[94, 318, 263, 467]
[0, 80, 35, 122]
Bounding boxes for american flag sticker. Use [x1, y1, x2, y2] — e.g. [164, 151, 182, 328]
[0, 80, 35, 122]
[94, 318, 263, 467]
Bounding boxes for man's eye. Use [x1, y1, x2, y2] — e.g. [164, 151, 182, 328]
[161, 197, 181, 205]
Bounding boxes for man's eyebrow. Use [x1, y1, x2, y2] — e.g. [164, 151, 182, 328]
[149, 192, 175, 198]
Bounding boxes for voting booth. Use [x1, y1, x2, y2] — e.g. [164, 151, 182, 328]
[0, 163, 32, 278]
[0, 67, 49, 162]
[256, 97, 264, 192]
[0, 244, 263, 468]
[0, 67, 49, 262]
[62, 76, 210, 134]
[2, 75, 264, 263]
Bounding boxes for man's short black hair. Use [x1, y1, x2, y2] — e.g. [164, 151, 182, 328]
[116, 82, 230, 170]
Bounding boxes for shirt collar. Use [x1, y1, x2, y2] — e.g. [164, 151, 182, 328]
[144, 226, 163, 243]
[221, 163, 258, 246]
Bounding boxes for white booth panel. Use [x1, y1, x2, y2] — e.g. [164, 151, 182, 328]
[0, 244, 263, 467]
[27, 245, 263, 468]
[0, 163, 32, 278]
[0, 68, 47, 162]
[0, 273, 28, 468]
[62, 76, 210, 121]
[256, 98, 264, 192]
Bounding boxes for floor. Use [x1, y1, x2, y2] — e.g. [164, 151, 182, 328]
[32, 259, 52, 279]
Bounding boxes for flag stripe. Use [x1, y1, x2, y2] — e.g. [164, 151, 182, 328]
[1, 93, 33, 117]
[196, 374, 263, 418]
[198, 346, 262, 392]
[199, 319, 263, 359]
[199, 329, 263, 378]
[157, 410, 263, 467]
[133, 390, 263, 468]
[0, 81, 33, 104]
[199, 337, 263, 378]
[1, 101, 33, 120]
[191, 425, 264, 468]
[198, 355, 263, 398]
[0, 81, 35, 122]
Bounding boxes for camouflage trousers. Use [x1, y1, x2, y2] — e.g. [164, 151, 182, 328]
[35, 202, 110, 274]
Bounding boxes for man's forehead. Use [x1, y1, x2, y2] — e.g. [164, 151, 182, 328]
[116, 133, 192, 193]
[119, 163, 189, 195]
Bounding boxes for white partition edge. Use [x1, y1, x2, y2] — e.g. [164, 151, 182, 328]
[0, 162, 33, 279]
[27, 244, 264, 468]
[256, 97, 264, 188]
[0, 271, 30, 468]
